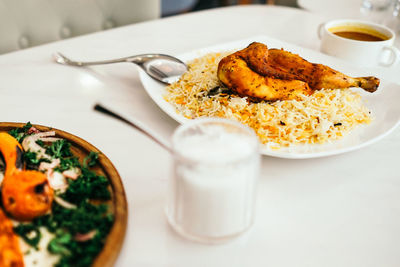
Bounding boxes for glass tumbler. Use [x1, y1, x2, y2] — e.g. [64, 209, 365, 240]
[166, 118, 260, 244]
[360, 0, 394, 23]
[384, 0, 400, 33]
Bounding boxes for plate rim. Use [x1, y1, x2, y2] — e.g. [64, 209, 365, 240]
[0, 122, 128, 267]
[139, 35, 400, 159]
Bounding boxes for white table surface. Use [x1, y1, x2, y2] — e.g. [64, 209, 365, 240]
[1, 5, 400, 267]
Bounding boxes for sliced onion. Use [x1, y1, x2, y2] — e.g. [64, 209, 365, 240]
[54, 196, 76, 209]
[74, 230, 97, 242]
[47, 171, 68, 191]
[62, 168, 80, 180]
[22, 131, 61, 160]
[35, 131, 56, 138]
[22, 135, 50, 160]
[39, 158, 60, 173]
[39, 137, 61, 142]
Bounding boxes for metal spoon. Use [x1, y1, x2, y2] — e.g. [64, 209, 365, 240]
[53, 52, 187, 84]
[94, 103, 173, 153]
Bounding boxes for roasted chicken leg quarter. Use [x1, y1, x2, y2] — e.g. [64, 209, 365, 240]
[217, 42, 380, 101]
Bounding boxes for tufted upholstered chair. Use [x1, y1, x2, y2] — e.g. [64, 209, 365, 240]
[0, 0, 160, 54]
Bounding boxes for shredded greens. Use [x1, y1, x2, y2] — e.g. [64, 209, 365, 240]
[8, 121, 32, 142]
[9, 123, 114, 267]
[47, 139, 72, 159]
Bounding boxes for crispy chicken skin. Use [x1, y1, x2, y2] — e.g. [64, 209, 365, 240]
[218, 45, 313, 101]
[266, 48, 379, 92]
[217, 42, 380, 101]
[0, 208, 24, 267]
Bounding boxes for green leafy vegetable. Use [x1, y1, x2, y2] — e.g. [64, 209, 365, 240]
[83, 151, 99, 168]
[34, 201, 114, 267]
[24, 151, 40, 166]
[8, 121, 32, 141]
[48, 230, 72, 257]
[23, 141, 53, 169]
[14, 223, 42, 249]
[56, 156, 81, 172]
[62, 168, 111, 204]
[46, 139, 72, 159]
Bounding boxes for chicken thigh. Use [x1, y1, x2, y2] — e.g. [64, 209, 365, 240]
[217, 42, 379, 101]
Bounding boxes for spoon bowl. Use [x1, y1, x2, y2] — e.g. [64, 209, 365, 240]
[53, 52, 187, 85]
[141, 56, 188, 84]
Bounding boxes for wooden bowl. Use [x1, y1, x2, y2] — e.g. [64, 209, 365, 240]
[0, 122, 128, 267]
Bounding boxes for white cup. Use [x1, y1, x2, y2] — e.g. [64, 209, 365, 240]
[318, 19, 400, 67]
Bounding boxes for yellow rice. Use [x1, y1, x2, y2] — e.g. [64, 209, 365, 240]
[164, 51, 372, 148]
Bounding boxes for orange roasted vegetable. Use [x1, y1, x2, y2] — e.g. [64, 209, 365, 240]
[0, 132, 24, 177]
[2, 170, 53, 221]
[0, 208, 24, 267]
[0, 132, 53, 221]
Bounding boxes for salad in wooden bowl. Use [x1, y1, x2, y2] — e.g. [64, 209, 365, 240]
[0, 122, 127, 267]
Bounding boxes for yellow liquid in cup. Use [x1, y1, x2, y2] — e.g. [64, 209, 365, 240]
[328, 25, 389, 42]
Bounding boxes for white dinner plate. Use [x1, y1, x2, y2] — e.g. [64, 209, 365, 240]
[139, 35, 400, 159]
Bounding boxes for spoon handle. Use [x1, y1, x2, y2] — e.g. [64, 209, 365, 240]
[53, 52, 142, 66]
[94, 104, 173, 153]
[54, 52, 185, 67]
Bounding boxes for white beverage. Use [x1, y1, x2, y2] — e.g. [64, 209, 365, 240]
[166, 118, 260, 243]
